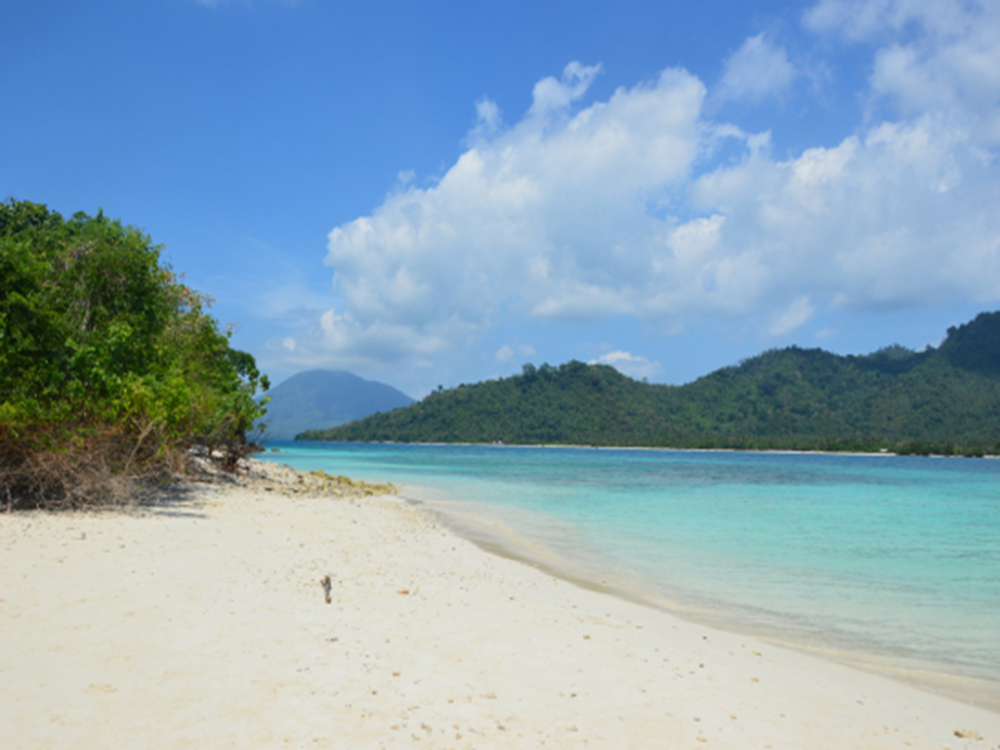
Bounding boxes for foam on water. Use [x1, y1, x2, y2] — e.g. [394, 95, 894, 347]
[259, 441, 1000, 709]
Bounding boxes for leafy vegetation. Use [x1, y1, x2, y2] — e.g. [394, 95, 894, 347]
[1, 199, 269, 509]
[300, 313, 1000, 455]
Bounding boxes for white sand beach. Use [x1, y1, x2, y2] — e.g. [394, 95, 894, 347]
[2, 462, 998, 749]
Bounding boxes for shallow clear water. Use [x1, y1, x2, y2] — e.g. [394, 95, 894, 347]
[259, 441, 1000, 702]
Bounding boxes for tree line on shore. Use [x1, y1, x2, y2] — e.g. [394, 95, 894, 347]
[1, 199, 268, 509]
[300, 313, 1000, 456]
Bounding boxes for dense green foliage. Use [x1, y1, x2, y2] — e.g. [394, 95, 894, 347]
[300, 313, 1000, 455]
[259, 370, 413, 439]
[1, 199, 269, 508]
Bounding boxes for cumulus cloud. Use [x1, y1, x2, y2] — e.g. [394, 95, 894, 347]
[324, 63, 708, 360]
[589, 351, 662, 381]
[692, 113, 1000, 310]
[717, 34, 796, 102]
[805, 0, 1000, 145]
[311, 8, 1000, 370]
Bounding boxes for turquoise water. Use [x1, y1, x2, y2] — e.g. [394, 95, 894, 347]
[259, 441, 1000, 705]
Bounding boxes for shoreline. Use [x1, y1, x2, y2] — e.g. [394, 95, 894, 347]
[3, 462, 999, 748]
[287, 438, 998, 460]
[268, 445, 1000, 713]
[404, 483, 1000, 715]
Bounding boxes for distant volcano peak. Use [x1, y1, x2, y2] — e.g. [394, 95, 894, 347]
[258, 370, 413, 440]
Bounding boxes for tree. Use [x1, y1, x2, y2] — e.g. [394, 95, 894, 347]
[0, 199, 269, 509]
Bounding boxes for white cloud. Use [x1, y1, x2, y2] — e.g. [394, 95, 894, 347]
[805, 0, 1000, 146]
[495, 343, 536, 364]
[467, 99, 503, 144]
[717, 34, 796, 102]
[324, 63, 707, 361]
[529, 62, 603, 115]
[318, 307, 451, 360]
[769, 297, 815, 336]
[691, 113, 1000, 310]
[310, 18, 1000, 372]
[281, 337, 296, 352]
[804, 0, 970, 43]
[589, 351, 662, 380]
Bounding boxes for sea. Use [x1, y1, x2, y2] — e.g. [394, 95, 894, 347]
[258, 441, 1000, 709]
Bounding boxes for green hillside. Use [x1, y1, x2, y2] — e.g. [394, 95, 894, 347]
[298, 312, 1000, 455]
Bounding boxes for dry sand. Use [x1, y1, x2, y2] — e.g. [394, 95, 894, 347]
[2, 463, 999, 749]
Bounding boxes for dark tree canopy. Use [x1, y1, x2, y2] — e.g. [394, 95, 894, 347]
[301, 317, 1000, 457]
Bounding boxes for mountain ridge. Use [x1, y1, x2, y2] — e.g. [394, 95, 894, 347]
[259, 370, 413, 440]
[297, 312, 1000, 455]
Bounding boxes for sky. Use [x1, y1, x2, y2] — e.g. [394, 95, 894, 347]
[3, 0, 999, 398]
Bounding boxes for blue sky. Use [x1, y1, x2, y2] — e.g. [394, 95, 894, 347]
[4, 0, 999, 397]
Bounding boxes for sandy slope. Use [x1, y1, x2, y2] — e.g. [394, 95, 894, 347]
[2, 469, 998, 749]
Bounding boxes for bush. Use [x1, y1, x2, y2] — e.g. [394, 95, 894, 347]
[0, 199, 269, 509]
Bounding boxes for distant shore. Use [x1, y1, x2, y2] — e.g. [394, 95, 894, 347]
[286, 437, 999, 459]
[2, 459, 998, 748]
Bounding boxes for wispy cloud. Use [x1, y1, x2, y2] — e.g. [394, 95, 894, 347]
[589, 351, 662, 381]
[717, 34, 796, 102]
[495, 343, 536, 364]
[770, 297, 815, 336]
[495, 345, 514, 364]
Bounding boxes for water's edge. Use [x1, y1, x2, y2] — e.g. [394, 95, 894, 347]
[259, 442, 1000, 713]
[399, 484, 1000, 714]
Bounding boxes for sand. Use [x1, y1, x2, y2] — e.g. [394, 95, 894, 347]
[2, 465, 999, 749]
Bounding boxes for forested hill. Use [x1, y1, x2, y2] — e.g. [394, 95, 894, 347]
[297, 312, 1000, 455]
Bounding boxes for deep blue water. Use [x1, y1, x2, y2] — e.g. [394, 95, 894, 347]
[258, 441, 1000, 701]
